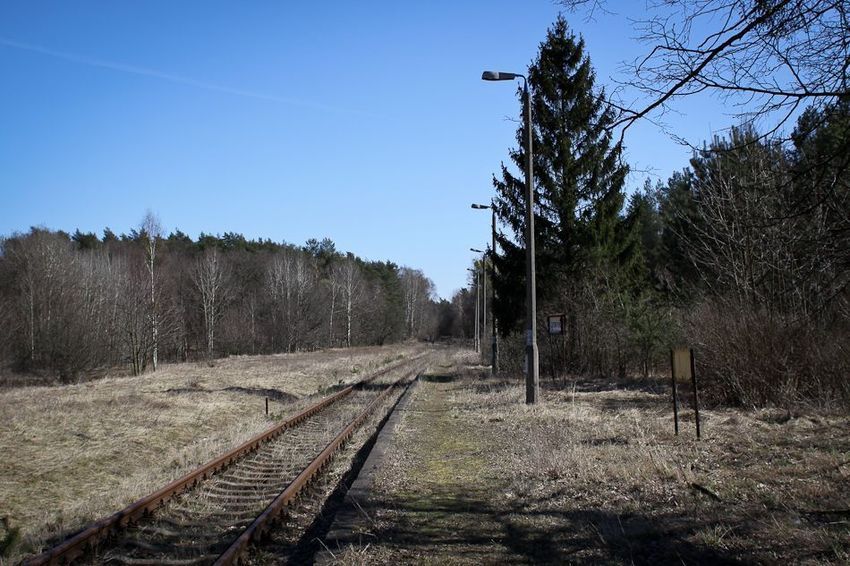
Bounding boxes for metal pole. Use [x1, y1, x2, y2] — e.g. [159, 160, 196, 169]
[481, 256, 486, 355]
[472, 269, 481, 352]
[473, 269, 480, 352]
[691, 348, 701, 439]
[670, 349, 679, 436]
[523, 78, 539, 404]
[491, 206, 499, 375]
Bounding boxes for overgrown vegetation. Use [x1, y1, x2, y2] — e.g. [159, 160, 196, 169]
[355, 369, 850, 564]
[0, 517, 21, 559]
[486, 16, 849, 408]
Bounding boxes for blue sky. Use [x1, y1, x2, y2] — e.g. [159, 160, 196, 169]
[0, 1, 732, 298]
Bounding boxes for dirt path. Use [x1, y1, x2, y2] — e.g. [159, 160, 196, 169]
[328, 373, 524, 564]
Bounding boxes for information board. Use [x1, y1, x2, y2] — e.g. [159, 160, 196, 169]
[672, 347, 693, 382]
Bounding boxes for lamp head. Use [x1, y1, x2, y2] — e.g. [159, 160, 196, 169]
[482, 71, 519, 81]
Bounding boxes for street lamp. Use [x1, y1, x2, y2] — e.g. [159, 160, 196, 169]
[470, 247, 486, 362]
[472, 203, 499, 375]
[482, 69, 539, 404]
[467, 267, 479, 352]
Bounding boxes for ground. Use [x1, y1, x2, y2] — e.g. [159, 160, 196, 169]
[0, 344, 424, 562]
[331, 360, 850, 564]
[2, 347, 848, 565]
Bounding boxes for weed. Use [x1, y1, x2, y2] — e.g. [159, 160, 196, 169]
[0, 517, 21, 559]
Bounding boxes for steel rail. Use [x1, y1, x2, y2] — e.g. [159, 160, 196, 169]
[23, 356, 419, 566]
[213, 373, 415, 565]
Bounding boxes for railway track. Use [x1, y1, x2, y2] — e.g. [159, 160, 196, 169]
[24, 353, 430, 565]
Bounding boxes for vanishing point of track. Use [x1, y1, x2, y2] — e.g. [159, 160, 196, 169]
[24, 353, 430, 565]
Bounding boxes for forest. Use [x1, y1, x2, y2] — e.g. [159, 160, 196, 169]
[0, 224, 452, 381]
[478, 15, 849, 408]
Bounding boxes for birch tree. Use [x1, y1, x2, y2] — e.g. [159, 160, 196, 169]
[141, 211, 162, 371]
[193, 248, 231, 357]
[326, 270, 339, 348]
[332, 257, 363, 347]
[290, 253, 318, 351]
[400, 267, 435, 339]
[266, 252, 293, 351]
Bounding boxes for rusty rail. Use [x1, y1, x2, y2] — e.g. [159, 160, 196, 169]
[213, 373, 415, 565]
[23, 356, 418, 566]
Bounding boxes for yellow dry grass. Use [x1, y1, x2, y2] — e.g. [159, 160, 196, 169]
[351, 365, 850, 564]
[0, 344, 425, 560]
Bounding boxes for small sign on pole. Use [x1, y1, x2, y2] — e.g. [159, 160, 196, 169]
[672, 348, 692, 382]
[547, 314, 566, 335]
[670, 347, 701, 439]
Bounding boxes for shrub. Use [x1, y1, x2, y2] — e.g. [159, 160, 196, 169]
[686, 298, 850, 409]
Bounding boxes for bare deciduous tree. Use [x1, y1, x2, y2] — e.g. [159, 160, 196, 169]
[290, 253, 319, 351]
[332, 257, 363, 347]
[265, 250, 322, 351]
[2, 230, 126, 378]
[193, 248, 231, 358]
[115, 256, 152, 376]
[400, 267, 436, 339]
[266, 252, 293, 352]
[562, 0, 849, 141]
[326, 270, 339, 348]
[140, 211, 162, 371]
[6, 230, 68, 368]
[0, 228, 441, 377]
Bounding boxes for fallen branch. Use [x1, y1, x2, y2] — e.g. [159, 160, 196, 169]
[689, 482, 722, 501]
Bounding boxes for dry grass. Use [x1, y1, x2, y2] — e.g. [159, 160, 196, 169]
[341, 365, 850, 564]
[0, 343, 425, 562]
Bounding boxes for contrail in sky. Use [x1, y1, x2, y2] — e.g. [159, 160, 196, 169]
[0, 36, 358, 114]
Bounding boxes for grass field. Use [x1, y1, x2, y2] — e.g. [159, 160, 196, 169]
[0, 344, 426, 561]
[4, 347, 848, 564]
[337, 363, 850, 564]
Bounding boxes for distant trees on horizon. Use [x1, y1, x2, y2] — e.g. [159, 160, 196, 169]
[0, 226, 458, 381]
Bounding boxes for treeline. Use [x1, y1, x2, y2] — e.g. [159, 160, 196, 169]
[635, 103, 850, 407]
[488, 17, 849, 407]
[0, 224, 443, 381]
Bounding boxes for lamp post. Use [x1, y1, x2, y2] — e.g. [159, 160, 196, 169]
[482, 70, 539, 404]
[467, 267, 479, 352]
[470, 247, 486, 361]
[472, 202, 499, 374]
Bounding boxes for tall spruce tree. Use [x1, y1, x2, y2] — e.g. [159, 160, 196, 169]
[492, 16, 631, 334]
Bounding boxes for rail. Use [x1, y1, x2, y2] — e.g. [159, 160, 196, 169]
[23, 355, 420, 566]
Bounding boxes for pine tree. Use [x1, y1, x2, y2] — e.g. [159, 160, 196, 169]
[492, 16, 631, 333]
[789, 99, 850, 321]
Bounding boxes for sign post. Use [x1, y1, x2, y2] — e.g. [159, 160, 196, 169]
[690, 349, 701, 439]
[670, 349, 680, 435]
[547, 314, 565, 335]
[671, 347, 701, 439]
